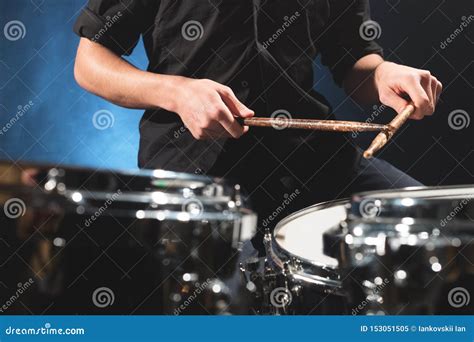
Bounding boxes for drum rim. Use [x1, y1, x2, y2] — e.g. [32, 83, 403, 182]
[0, 186, 251, 221]
[347, 219, 474, 238]
[0, 160, 216, 183]
[271, 199, 348, 285]
[350, 184, 474, 221]
[352, 184, 474, 200]
[0, 162, 254, 221]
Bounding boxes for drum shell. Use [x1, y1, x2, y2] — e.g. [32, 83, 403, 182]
[339, 219, 474, 315]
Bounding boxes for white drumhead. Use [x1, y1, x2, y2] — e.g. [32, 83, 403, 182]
[274, 203, 347, 267]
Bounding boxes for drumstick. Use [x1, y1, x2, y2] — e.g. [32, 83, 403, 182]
[363, 103, 416, 159]
[238, 117, 388, 132]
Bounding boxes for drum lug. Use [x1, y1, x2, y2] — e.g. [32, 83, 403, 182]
[240, 257, 270, 314]
[288, 257, 302, 273]
[291, 284, 303, 297]
[263, 229, 272, 245]
[233, 184, 242, 207]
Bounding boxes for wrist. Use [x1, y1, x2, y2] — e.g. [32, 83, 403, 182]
[149, 74, 185, 113]
[374, 61, 393, 86]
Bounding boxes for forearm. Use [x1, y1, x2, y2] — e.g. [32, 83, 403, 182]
[74, 38, 254, 140]
[343, 54, 385, 105]
[74, 38, 179, 111]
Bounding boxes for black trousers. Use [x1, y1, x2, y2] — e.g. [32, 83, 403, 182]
[209, 136, 422, 253]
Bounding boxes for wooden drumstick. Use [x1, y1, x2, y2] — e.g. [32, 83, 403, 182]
[363, 103, 416, 159]
[238, 117, 388, 133]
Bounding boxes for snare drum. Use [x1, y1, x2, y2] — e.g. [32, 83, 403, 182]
[249, 200, 349, 314]
[0, 162, 256, 314]
[252, 185, 474, 315]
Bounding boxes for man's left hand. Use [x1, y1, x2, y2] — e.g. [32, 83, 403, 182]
[375, 61, 443, 119]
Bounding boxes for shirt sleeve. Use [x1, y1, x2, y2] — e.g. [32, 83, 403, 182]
[73, 0, 148, 56]
[318, 0, 384, 87]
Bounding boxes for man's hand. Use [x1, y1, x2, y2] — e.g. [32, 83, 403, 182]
[375, 61, 443, 120]
[171, 78, 254, 140]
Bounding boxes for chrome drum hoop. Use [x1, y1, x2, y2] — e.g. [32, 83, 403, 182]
[268, 200, 349, 294]
[0, 162, 254, 222]
[349, 185, 474, 221]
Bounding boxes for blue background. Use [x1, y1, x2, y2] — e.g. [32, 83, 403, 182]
[0, 0, 472, 184]
[0, 0, 149, 170]
[1, 316, 473, 342]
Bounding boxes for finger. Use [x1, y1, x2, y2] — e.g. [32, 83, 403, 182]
[404, 77, 432, 119]
[434, 79, 443, 104]
[420, 75, 434, 116]
[430, 77, 440, 111]
[431, 78, 438, 103]
[215, 103, 247, 139]
[188, 118, 227, 140]
[379, 89, 410, 115]
[219, 87, 254, 118]
[213, 124, 250, 138]
[202, 126, 230, 139]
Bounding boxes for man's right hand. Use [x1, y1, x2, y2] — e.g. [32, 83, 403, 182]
[171, 78, 254, 140]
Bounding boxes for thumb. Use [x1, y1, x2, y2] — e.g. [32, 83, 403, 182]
[380, 90, 410, 116]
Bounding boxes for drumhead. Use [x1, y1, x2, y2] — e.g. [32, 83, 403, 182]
[273, 200, 347, 268]
[0, 162, 249, 221]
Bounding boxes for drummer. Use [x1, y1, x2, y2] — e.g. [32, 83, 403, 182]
[73, 0, 442, 251]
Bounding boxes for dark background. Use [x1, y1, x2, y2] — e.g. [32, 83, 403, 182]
[0, 0, 472, 185]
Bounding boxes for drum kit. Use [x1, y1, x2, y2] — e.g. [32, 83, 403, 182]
[0, 161, 473, 315]
[0, 162, 255, 314]
[242, 187, 474, 315]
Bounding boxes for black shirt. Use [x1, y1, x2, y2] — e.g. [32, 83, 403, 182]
[74, 0, 382, 174]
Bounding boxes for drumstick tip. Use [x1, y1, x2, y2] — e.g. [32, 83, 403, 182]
[363, 150, 374, 159]
[363, 131, 389, 159]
